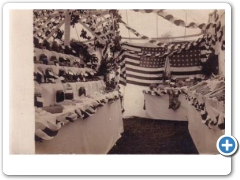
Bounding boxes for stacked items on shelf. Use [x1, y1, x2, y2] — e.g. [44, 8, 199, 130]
[34, 62, 124, 142]
[33, 45, 121, 143]
[34, 63, 99, 83]
[34, 47, 100, 84]
[185, 75, 225, 131]
[35, 90, 123, 142]
[34, 79, 106, 107]
[34, 47, 83, 68]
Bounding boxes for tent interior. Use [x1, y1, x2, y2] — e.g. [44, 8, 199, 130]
[31, 9, 225, 155]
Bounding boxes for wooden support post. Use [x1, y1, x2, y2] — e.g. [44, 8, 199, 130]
[64, 10, 71, 46]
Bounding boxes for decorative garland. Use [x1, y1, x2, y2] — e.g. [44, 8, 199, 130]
[34, 38, 99, 70]
[185, 77, 225, 130]
[142, 84, 225, 131]
[33, 9, 123, 71]
[121, 19, 223, 53]
[142, 88, 186, 97]
[80, 29, 91, 40]
[34, 63, 98, 84]
[185, 93, 225, 130]
[132, 9, 219, 30]
[33, 10, 122, 51]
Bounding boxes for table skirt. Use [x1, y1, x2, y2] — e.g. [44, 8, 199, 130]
[35, 99, 123, 154]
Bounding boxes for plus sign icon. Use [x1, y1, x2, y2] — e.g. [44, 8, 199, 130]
[217, 135, 238, 156]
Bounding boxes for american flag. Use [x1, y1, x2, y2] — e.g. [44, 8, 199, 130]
[170, 48, 203, 79]
[119, 43, 204, 87]
[119, 44, 166, 86]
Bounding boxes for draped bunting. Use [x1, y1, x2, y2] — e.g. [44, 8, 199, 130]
[142, 82, 224, 130]
[35, 90, 123, 142]
[34, 64, 97, 84]
[120, 36, 206, 58]
[132, 9, 219, 30]
[120, 15, 224, 54]
[184, 77, 225, 130]
[142, 88, 185, 97]
[33, 10, 66, 40]
[117, 40, 210, 86]
[157, 10, 219, 30]
[185, 93, 225, 130]
[33, 9, 119, 49]
[118, 17, 225, 86]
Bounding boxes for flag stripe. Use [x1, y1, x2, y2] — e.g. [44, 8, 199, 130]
[170, 66, 202, 72]
[126, 80, 161, 87]
[127, 77, 163, 84]
[126, 67, 164, 74]
[126, 64, 165, 72]
[124, 54, 140, 60]
[125, 61, 139, 67]
[171, 70, 202, 75]
[171, 74, 204, 79]
[127, 71, 162, 78]
[119, 42, 204, 86]
[127, 74, 163, 80]
[125, 59, 139, 66]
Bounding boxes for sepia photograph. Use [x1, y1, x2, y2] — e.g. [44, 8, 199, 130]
[30, 8, 226, 155]
[3, 1, 235, 176]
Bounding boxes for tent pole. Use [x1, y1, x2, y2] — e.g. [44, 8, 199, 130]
[126, 10, 131, 42]
[184, 10, 187, 40]
[64, 10, 71, 46]
[74, 25, 80, 42]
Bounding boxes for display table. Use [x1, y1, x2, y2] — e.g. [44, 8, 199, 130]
[187, 103, 224, 154]
[143, 93, 188, 121]
[35, 99, 123, 154]
[185, 78, 225, 154]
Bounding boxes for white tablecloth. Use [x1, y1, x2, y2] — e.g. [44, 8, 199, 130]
[35, 99, 123, 154]
[187, 103, 224, 154]
[144, 94, 188, 121]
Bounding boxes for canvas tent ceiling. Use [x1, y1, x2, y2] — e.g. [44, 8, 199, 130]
[63, 9, 215, 44]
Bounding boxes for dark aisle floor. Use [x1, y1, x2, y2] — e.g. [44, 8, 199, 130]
[108, 117, 199, 154]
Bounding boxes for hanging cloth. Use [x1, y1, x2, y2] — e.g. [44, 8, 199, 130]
[164, 56, 171, 79]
